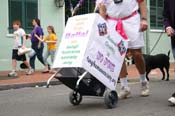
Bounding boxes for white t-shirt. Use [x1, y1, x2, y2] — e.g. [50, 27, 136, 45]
[13, 28, 26, 49]
[96, 0, 144, 48]
[96, 0, 139, 18]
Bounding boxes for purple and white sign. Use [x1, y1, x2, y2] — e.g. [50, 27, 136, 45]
[53, 13, 128, 90]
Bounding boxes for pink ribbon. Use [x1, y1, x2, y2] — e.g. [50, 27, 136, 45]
[108, 11, 138, 41]
[115, 19, 128, 40]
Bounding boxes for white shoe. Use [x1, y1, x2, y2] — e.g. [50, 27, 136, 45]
[141, 81, 149, 97]
[118, 87, 131, 99]
[8, 71, 18, 77]
[168, 97, 175, 105]
[26, 69, 34, 75]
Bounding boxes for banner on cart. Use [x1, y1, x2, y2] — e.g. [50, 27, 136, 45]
[82, 15, 128, 90]
[53, 13, 128, 90]
[53, 14, 96, 68]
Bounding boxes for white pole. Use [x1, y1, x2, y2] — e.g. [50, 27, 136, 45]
[146, 0, 150, 54]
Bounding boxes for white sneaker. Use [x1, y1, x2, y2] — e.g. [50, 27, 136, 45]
[168, 97, 175, 105]
[8, 71, 18, 77]
[141, 81, 149, 97]
[26, 69, 34, 75]
[118, 87, 131, 99]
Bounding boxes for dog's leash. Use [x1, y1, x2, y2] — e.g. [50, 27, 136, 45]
[148, 30, 164, 55]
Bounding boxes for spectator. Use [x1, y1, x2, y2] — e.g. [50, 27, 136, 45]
[163, 0, 175, 105]
[28, 18, 49, 72]
[8, 20, 33, 77]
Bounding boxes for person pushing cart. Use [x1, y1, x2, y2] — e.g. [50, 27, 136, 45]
[95, 0, 149, 99]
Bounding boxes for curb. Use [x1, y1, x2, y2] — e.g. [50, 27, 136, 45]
[0, 80, 62, 91]
[0, 78, 139, 91]
[0, 77, 171, 91]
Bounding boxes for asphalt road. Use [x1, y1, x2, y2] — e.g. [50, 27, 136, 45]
[0, 80, 175, 116]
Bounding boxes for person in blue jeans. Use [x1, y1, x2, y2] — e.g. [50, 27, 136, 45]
[28, 18, 49, 73]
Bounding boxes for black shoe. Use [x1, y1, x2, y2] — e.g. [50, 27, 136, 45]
[172, 93, 175, 97]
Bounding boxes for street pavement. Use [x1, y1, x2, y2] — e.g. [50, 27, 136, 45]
[0, 80, 174, 116]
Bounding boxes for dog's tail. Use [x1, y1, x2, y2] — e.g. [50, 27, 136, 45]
[168, 50, 170, 58]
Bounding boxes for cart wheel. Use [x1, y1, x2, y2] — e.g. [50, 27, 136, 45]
[104, 90, 118, 109]
[69, 91, 82, 106]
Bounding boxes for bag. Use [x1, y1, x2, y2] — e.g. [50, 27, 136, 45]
[17, 34, 31, 55]
[28, 48, 36, 58]
[18, 47, 31, 56]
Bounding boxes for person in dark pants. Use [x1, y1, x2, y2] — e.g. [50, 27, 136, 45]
[29, 18, 49, 73]
[163, 0, 175, 105]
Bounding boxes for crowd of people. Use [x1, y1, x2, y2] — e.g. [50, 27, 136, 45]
[7, 0, 175, 105]
[8, 18, 57, 77]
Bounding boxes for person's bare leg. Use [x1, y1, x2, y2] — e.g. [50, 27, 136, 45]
[130, 49, 145, 74]
[23, 61, 31, 69]
[130, 49, 147, 82]
[118, 61, 131, 99]
[119, 62, 128, 78]
[23, 61, 33, 75]
[8, 59, 18, 77]
[12, 59, 17, 71]
[130, 49, 149, 96]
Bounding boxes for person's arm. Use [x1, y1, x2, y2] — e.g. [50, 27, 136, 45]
[20, 30, 27, 48]
[139, 0, 148, 32]
[34, 27, 44, 42]
[45, 40, 57, 43]
[95, 2, 107, 20]
[163, 0, 170, 29]
[34, 34, 43, 42]
[22, 34, 27, 48]
[26, 34, 31, 39]
[163, 0, 174, 37]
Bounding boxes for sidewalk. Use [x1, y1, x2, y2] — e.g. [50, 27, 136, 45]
[0, 71, 59, 90]
[0, 63, 174, 90]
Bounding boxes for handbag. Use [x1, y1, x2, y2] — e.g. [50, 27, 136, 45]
[17, 35, 32, 56]
[18, 47, 32, 56]
[28, 48, 36, 58]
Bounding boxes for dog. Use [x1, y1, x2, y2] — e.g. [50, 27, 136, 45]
[143, 51, 170, 81]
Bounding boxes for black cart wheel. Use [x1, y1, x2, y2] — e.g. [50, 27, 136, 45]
[69, 91, 82, 105]
[104, 90, 118, 108]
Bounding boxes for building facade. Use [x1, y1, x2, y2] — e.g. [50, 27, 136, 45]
[0, 0, 173, 71]
[0, 0, 65, 71]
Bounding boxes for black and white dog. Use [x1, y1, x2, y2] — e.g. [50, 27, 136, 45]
[143, 51, 170, 81]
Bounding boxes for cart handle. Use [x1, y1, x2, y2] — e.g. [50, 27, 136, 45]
[76, 71, 88, 89]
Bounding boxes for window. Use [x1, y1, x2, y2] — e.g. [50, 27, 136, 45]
[9, 0, 38, 33]
[76, 0, 95, 15]
[65, 0, 95, 23]
[150, 0, 164, 30]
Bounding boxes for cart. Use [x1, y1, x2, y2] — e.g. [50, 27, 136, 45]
[47, 68, 118, 108]
[47, 13, 128, 109]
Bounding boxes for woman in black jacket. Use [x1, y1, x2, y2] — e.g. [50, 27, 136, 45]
[163, 0, 175, 105]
